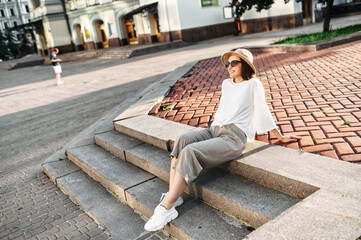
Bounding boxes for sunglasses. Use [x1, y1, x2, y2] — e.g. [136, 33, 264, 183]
[224, 60, 241, 68]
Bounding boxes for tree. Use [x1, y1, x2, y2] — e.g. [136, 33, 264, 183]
[19, 32, 35, 57]
[322, 0, 334, 32]
[230, 0, 334, 34]
[0, 30, 9, 60]
[4, 27, 20, 58]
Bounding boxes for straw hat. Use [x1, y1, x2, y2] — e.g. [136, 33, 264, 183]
[221, 48, 256, 74]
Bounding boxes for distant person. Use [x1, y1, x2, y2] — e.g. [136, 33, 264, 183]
[50, 48, 63, 85]
[144, 48, 302, 232]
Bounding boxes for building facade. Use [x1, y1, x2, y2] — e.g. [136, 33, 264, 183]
[0, 0, 31, 35]
[29, 0, 352, 56]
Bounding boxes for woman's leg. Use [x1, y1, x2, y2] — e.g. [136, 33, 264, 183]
[169, 157, 177, 190]
[169, 128, 212, 190]
[162, 171, 187, 209]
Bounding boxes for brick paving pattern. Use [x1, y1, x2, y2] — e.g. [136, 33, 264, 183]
[149, 41, 361, 163]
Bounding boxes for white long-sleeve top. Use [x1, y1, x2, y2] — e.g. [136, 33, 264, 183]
[211, 78, 277, 142]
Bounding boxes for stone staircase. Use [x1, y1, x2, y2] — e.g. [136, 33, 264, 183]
[42, 61, 361, 239]
[45, 114, 300, 239]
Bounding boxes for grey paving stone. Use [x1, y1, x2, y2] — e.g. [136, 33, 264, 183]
[126, 178, 252, 240]
[94, 131, 144, 160]
[66, 144, 154, 200]
[57, 170, 146, 240]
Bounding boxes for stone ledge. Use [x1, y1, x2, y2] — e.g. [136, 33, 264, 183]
[114, 115, 195, 151]
[246, 31, 361, 53]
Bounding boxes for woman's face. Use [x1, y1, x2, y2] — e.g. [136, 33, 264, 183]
[226, 55, 242, 79]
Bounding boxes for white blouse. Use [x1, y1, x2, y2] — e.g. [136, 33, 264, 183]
[211, 78, 277, 142]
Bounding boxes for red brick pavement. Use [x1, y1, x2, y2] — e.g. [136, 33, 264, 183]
[149, 41, 361, 163]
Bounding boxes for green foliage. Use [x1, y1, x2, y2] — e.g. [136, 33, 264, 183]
[4, 27, 20, 58]
[272, 24, 361, 44]
[233, 0, 300, 17]
[19, 33, 34, 57]
[0, 30, 8, 60]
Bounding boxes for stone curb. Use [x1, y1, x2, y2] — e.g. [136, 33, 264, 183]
[246, 31, 361, 53]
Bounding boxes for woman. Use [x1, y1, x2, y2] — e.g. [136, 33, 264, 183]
[144, 48, 301, 232]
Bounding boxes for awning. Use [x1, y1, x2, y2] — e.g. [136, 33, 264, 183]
[125, 2, 158, 18]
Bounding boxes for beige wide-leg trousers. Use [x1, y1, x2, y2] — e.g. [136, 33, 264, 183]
[170, 123, 247, 185]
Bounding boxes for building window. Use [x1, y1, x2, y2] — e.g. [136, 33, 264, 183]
[4, 22, 8, 28]
[10, 8, 15, 16]
[108, 23, 115, 36]
[14, 21, 17, 26]
[0, 9, 4, 17]
[201, 0, 218, 7]
[25, 5, 29, 13]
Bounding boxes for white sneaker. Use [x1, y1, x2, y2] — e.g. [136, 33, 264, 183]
[57, 80, 64, 85]
[160, 192, 184, 208]
[144, 204, 178, 232]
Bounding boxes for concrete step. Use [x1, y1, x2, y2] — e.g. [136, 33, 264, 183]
[66, 143, 253, 239]
[114, 115, 195, 151]
[42, 158, 154, 239]
[94, 130, 299, 228]
[113, 115, 316, 200]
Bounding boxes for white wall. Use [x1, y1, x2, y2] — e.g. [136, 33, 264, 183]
[169, 0, 303, 30]
[48, 19, 72, 46]
[176, 0, 231, 30]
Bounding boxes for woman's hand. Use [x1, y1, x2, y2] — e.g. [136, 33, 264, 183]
[280, 134, 302, 143]
[270, 129, 302, 143]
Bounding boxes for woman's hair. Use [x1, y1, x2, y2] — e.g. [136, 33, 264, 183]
[53, 48, 59, 54]
[240, 59, 256, 80]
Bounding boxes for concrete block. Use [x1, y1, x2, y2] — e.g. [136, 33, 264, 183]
[246, 201, 361, 240]
[66, 144, 154, 201]
[298, 189, 361, 220]
[114, 115, 194, 151]
[57, 170, 147, 240]
[193, 168, 299, 228]
[94, 131, 143, 160]
[42, 158, 80, 184]
[125, 178, 252, 240]
[125, 143, 171, 183]
[223, 140, 361, 199]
